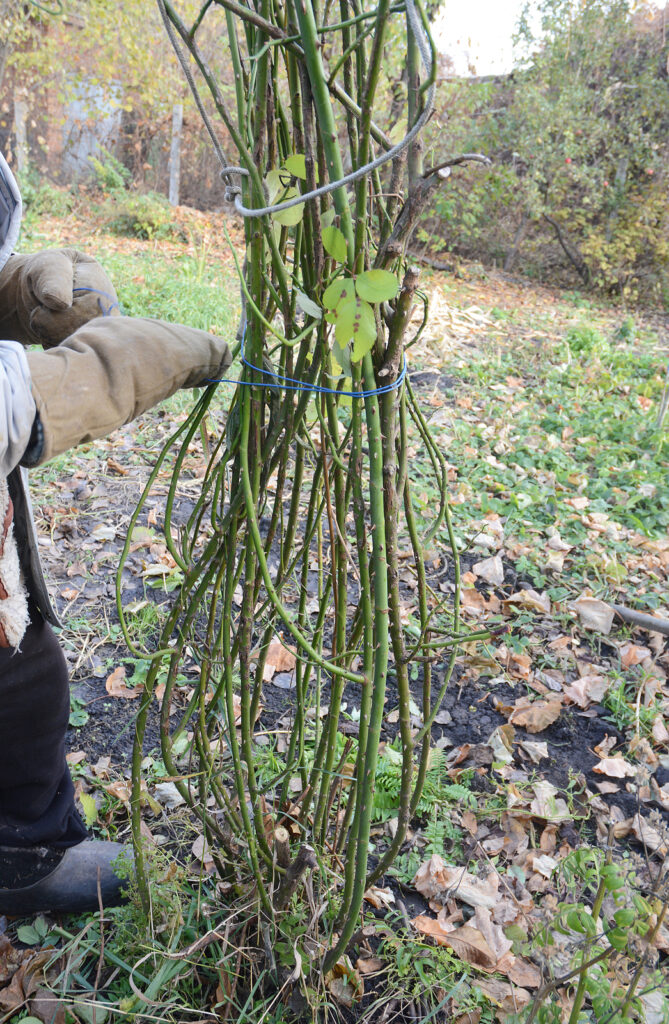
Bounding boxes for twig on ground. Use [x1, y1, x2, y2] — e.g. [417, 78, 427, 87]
[612, 604, 669, 636]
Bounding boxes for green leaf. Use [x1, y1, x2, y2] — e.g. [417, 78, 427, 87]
[581, 912, 597, 938]
[322, 225, 348, 263]
[566, 909, 585, 933]
[172, 732, 190, 757]
[331, 296, 358, 345]
[79, 791, 98, 828]
[273, 193, 303, 226]
[265, 168, 285, 204]
[77, 1006, 109, 1024]
[295, 290, 322, 320]
[608, 927, 628, 951]
[355, 269, 400, 303]
[17, 925, 41, 946]
[331, 297, 376, 361]
[284, 153, 319, 183]
[331, 338, 352, 378]
[284, 154, 307, 179]
[323, 277, 355, 311]
[265, 169, 303, 226]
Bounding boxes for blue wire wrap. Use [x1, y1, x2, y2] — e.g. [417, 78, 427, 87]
[70, 287, 406, 399]
[204, 324, 408, 398]
[72, 286, 121, 317]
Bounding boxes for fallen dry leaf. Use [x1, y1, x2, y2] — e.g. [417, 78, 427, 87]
[547, 530, 572, 552]
[596, 781, 620, 794]
[631, 813, 668, 857]
[472, 554, 504, 586]
[0, 934, 29, 986]
[509, 651, 532, 680]
[473, 907, 513, 962]
[412, 917, 497, 969]
[507, 958, 542, 989]
[461, 587, 500, 616]
[105, 666, 143, 699]
[487, 725, 515, 764]
[475, 976, 531, 1012]
[592, 755, 637, 779]
[640, 989, 667, 1024]
[546, 551, 565, 572]
[363, 886, 395, 910]
[191, 833, 215, 870]
[563, 674, 610, 708]
[503, 589, 551, 615]
[105, 780, 131, 804]
[650, 779, 669, 810]
[262, 638, 297, 682]
[91, 523, 117, 542]
[65, 750, 86, 765]
[530, 780, 571, 821]
[461, 588, 485, 615]
[355, 956, 384, 976]
[529, 853, 558, 878]
[571, 596, 615, 633]
[593, 734, 618, 757]
[519, 739, 549, 763]
[29, 986, 68, 1024]
[461, 810, 478, 835]
[413, 855, 499, 909]
[619, 642, 652, 668]
[651, 715, 669, 746]
[453, 1010, 481, 1024]
[325, 956, 363, 1008]
[0, 949, 51, 1013]
[509, 697, 562, 734]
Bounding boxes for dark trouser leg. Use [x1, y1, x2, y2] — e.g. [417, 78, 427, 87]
[0, 606, 87, 849]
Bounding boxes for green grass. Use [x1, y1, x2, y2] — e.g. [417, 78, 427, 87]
[12, 203, 669, 1024]
[20, 213, 239, 342]
[412, 322, 669, 612]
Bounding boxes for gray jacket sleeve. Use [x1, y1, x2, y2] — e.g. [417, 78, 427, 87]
[27, 316, 231, 464]
[0, 340, 36, 475]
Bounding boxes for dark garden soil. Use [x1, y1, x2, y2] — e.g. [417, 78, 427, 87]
[30, 371, 668, 865]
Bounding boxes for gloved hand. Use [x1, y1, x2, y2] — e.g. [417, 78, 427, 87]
[25, 316, 232, 464]
[0, 248, 120, 348]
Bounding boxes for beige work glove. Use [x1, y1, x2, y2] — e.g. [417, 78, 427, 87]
[0, 248, 120, 348]
[26, 316, 232, 464]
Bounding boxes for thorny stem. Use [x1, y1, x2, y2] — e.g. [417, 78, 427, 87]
[133, 0, 469, 975]
[567, 831, 613, 1024]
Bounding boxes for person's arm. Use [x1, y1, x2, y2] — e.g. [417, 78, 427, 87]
[0, 341, 37, 475]
[0, 248, 120, 348]
[24, 316, 232, 465]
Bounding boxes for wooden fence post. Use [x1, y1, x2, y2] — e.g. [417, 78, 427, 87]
[168, 103, 183, 206]
[13, 98, 28, 175]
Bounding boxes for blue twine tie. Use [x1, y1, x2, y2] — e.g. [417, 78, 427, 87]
[72, 286, 121, 317]
[206, 323, 407, 398]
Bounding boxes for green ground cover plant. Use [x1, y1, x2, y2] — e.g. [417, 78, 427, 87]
[6, 193, 668, 1022]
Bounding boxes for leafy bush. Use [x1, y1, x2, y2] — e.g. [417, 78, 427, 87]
[88, 148, 132, 193]
[21, 173, 74, 218]
[103, 190, 177, 240]
[564, 325, 606, 357]
[86, 148, 178, 240]
[420, 0, 669, 306]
